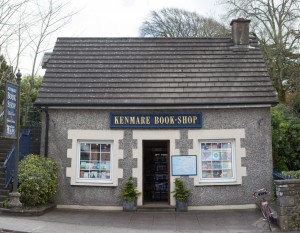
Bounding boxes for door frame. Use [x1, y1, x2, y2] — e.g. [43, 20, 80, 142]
[142, 140, 170, 205]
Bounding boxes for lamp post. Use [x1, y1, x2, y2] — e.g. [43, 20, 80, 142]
[8, 69, 22, 208]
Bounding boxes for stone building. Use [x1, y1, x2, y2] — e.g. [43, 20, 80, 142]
[36, 19, 277, 210]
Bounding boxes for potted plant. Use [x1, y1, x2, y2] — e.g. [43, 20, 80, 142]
[120, 176, 140, 211]
[172, 178, 191, 212]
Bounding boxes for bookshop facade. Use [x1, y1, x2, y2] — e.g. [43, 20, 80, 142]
[41, 107, 270, 208]
[36, 19, 278, 209]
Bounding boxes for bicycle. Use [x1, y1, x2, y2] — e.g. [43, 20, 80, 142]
[253, 187, 273, 231]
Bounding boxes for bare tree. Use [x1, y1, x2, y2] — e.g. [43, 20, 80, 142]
[0, 0, 29, 48]
[25, 0, 74, 99]
[220, 0, 300, 102]
[140, 8, 229, 37]
[0, 55, 14, 105]
[29, 0, 73, 76]
[0, 0, 74, 107]
[3, 2, 35, 75]
[0, 0, 29, 90]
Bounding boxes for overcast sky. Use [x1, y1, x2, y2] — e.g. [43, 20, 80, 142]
[60, 0, 224, 37]
[22, 0, 226, 75]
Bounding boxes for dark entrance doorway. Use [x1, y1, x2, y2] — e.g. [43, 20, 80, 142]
[143, 140, 169, 204]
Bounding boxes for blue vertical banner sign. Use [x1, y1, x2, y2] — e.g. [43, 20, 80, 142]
[4, 81, 18, 138]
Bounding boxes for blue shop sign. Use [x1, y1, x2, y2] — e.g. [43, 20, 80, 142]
[4, 82, 18, 138]
[110, 113, 202, 128]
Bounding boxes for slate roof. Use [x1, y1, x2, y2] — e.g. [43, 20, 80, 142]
[35, 37, 277, 107]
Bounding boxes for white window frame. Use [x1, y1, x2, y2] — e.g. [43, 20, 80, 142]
[199, 140, 236, 183]
[189, 129, 246, 186]
[76, 140, 113, 184]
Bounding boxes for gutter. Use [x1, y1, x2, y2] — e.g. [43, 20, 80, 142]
[34, 100, 278, 108]
[45, 107, 49, 158]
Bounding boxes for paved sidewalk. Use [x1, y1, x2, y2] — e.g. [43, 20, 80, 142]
[0, 208, 289, 233]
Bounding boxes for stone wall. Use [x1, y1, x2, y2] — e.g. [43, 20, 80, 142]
[275, 179, 300, 231]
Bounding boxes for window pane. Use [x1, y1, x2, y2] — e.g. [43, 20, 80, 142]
[200, 141, 234, 181]
[80, 143, 90, 161]
[79, 142, 112, 181]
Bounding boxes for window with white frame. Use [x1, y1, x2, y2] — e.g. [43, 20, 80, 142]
[77, 141, 112, 182]
[199, 141, 236, 182]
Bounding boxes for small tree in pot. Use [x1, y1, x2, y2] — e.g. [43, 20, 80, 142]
[120, 176, 140, 211]
[172, 178, 191, 212]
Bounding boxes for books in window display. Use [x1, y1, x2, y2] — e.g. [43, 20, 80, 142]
[213, 170, 222, 178]
[90, 171, 98, 178]
[81, 145, 90, 151]
[80, 171, 84, 178]
[202, 171, 213, 178]
[202, 162, 212, 170]
[80, 162, 96, 170]
[86, 162, 98, 169]
[222, 170, 233, 178]
[82, 162, 92, 169]
[221, 151, 232, 161]
[100, 171, 105, 178]
[212, 144, 218, 150]
[222, 162, 232, 169]
[101, 154, 110, 161]
[202, 145, 210, 150]
[100, 171, 110, 179]
[80, 162, 86, 169]
[91, 153, 99, 161]
[202, 152, 211, 161]
[213, 161, 222, 169]
[100, 162, 110, 170]
[80, 152, 89, 161]
[212, 151, 221, 161]
[101, 144, 110, 152]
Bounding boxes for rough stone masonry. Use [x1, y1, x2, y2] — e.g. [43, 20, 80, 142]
[275, 179, 300, 231]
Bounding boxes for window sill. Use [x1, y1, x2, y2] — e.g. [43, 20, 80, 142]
[72, 181, 117, 187]
[196, 181, 240, 186]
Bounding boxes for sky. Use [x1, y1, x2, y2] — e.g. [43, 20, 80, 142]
[21, 0, 226, 75]
[59, 0, 224, 38]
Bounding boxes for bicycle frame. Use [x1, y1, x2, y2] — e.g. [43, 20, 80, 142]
[253, 188, 273, 231]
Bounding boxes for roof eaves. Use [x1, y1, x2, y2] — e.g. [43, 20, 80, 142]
[34, 100, 278, 108]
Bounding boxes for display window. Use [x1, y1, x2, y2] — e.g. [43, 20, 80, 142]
[199, 141, 236, 182]
[77, 141, 112, 183]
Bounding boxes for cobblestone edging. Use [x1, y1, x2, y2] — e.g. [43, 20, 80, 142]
[275, 179, 300, 231]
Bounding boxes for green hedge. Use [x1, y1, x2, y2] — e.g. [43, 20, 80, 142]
[281, 170, 300, 179]
[272, 105, 300, 171]
[18, 154, 57, 207]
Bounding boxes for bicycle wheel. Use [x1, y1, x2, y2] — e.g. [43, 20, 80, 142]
[263, 205, 272, 231]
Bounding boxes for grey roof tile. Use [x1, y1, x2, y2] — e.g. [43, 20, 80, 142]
[35, 37, 277, 107]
